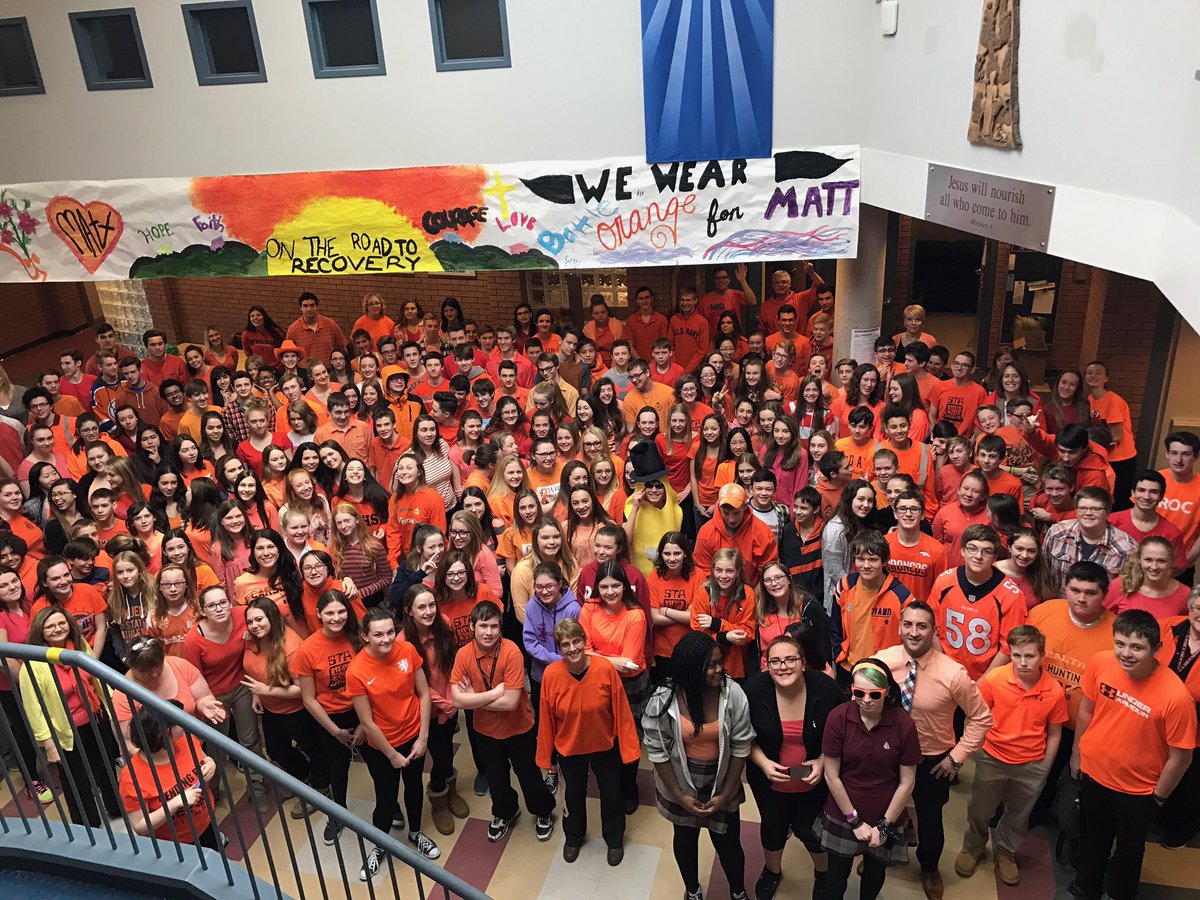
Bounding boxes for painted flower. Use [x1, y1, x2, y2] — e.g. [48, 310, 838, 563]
[0, 202, 11, 218]
[0, 229, 13, 245]
[17, 212, 37, 235]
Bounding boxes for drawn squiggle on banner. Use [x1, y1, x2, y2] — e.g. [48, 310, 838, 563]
[704, 226, 854, 261]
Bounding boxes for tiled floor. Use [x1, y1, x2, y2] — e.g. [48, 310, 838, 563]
[9, 745, 1197, 900]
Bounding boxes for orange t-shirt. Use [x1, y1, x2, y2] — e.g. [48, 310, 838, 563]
[1027, 600, 1115, 728]
[352, 315, 396, 348]
[497, 524, 533, 564]
[931, 502, 990, 568]
[32, 583, 107, 643]
[580, 603, 647, 675]
[933, 381, 988, 436]
[1079, 651, 1197, 794]
[1158, 469, 1200, 555]
[1089, 392, 1136, 463]
[528, 465, 564, 511]
[885, 531, 948, 601]
[981, 468, 1025, 511]
[345, 641, 424, 747]
[438, 585, 499, 648]
[293, 630, 356, 714]
[978, 664, 1068, 764]
[386, 487, 447, 567]
[150, 606, 198, 656]
[119, 735, 212, 842]
[648, 569, 706, 659]
[242, 628, 304, 715]
[449, 638, 533, 740]
[835, 436, 878, 482]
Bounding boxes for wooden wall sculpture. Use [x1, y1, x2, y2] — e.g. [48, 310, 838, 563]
[969, 0, 1022, 150]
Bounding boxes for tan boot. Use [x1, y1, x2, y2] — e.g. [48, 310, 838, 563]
[428, 785, 455, 836]
[445, 774, 470, 819]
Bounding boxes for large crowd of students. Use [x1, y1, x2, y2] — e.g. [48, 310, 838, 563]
[0, 272, 1196, 900]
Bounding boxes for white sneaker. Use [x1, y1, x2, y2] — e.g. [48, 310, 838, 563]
[359, 847, 385, 882]
[408, 830, 441, 859]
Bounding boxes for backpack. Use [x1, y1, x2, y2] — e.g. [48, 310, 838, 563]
[1054, 769, 1082, 867]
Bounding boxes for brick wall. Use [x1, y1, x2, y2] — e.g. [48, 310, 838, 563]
[1048, 261, 1091, 370]
[882, 215, 913, 336]
[1094, 273, 1162, 427]
[0, 282, 90, 356]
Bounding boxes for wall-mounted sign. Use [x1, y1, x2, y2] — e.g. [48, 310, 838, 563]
[924, 164, 1054, 250]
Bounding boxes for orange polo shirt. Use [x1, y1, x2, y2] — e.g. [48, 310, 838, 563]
[450, 638, 533, 740]
[978, 663, 1068, 764]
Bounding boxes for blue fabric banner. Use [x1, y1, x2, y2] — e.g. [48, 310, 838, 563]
[641, 0, 775, 163]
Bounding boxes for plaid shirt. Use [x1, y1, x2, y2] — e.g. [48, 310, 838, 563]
[1043, 520, 1138, 596]
[222, 400, 249, 445]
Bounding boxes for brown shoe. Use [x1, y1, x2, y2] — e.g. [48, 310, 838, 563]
[995, 852, 1020, 886]
[921, 869, 944, 900]
[954, 849, 982, 878]
[445, 774, 471, 819]
[428, 786, 455, 836]
[563, 843, 581, 863]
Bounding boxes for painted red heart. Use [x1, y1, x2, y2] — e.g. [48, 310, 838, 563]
[46, 196, 124, 274]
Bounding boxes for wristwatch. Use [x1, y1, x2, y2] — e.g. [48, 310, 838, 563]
[949, 757, 963, 771]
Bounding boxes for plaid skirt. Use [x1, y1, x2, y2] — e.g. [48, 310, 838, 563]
[813, 809, 915, 865]
[655, 756, 745, 834]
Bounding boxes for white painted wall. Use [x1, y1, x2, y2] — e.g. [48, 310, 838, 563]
[1, 0, 1198, 323]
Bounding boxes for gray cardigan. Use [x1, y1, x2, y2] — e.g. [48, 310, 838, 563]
[642, 678, 754, 800]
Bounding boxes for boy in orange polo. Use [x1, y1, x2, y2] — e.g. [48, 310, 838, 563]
[956, 625, 1067, 886]
[835, 406, 879, 482]
[450, 600, 556, 844]
[975, 434, 1025, 510]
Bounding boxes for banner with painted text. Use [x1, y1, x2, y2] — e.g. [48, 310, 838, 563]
[0, 147, 860, 283]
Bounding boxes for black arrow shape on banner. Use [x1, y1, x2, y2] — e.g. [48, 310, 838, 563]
[774, 151, 851, 183]
[520, 175, 576, 205]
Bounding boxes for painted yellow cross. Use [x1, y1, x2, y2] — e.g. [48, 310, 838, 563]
[483, 170, 517, 221]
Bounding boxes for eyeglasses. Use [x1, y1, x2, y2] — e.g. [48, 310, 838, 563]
[128, 637, 160, 654]
[895, 505, 923, 515]
[851, 688, 886, 700]
[445, 569, 468, 579]
[448, 529, 470, 537]
[767, 656, 802, 670]
[203, 599, 231, 612]
[301, 565, 326, 576]
[963, 546, 996, 558]
[762, 574, 789, 585]
[1076, 505, 1107, 514]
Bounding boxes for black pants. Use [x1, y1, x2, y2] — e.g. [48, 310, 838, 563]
[463, 709, 487, 779]
[560, 745, 624, 848]
[1074, 775, 1158, 900]
[474, 726, 554, 821]
[1030, 726, 1075, 825]
[0, 688, 39, 786]
[59, 725, 121, 827]
[672, 815, 745, 895]
[360, 737, 425, 835]
[426, 714, 456, 793]
[1159, 751, 1200, 845]
[913, 753, 952, 873]
[262, 707, 330, 790]
[826, 851, 886, 900]
[1111, 457, 1138, 512]
[315, 708, 359, 807]
[196, 823, 223, 851]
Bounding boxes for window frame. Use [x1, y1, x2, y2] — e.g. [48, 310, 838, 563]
[428, 0, 511, 72]
[68, 7, 153, 91]
[0, 17, 45, 97]
[300, 0, 386, 79]
[182, 0, 267, 86]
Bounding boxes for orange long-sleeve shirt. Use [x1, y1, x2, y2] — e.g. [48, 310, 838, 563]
[690, 584, 757, 678]
[536, 656, 642, 767]
[385, 487, 447, 567]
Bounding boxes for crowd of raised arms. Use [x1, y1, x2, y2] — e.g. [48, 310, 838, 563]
[0, 266, 1197, 900]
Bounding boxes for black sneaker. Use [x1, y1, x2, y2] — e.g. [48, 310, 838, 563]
[731, 892, 749, 900]
[755, 867, 782, 900]
[487, 811, 519, 842]
[684, 889, 704, 900]
[391, 808, 405, 830]
[544, 769, 559, 794]
[473, 772, 489, 796]
[535, 813, 556, 842]
[359, 847, 385, 882]
[322, 819, 343, 846]
[408, 830, 440, 859]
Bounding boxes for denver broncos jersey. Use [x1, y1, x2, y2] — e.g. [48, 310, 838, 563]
[929, 567, 1027, 681]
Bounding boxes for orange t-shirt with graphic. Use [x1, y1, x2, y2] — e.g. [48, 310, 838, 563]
[345, 641, 425, 747]
[293, 630, 356, 713]
[885, 531, 948, 601]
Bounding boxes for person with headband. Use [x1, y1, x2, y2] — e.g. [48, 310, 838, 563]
[814, 657, 920, 900]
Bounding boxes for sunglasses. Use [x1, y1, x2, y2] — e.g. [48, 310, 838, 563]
[851, 688, 886, 701]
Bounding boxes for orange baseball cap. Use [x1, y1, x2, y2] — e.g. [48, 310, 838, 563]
[718, 483, 748, 509]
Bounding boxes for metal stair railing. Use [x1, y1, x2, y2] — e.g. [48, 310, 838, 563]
[0, 641, 490, 900]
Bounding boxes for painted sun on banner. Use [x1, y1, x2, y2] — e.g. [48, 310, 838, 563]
[0, 148, 860, 283]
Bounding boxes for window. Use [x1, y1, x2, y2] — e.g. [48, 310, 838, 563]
[302, 0, 385, 78]
[183, 1, 266, 85]
[429, 0, 510, 71]
[0, 18, 44, 96]
[69, 8, 152, 90]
